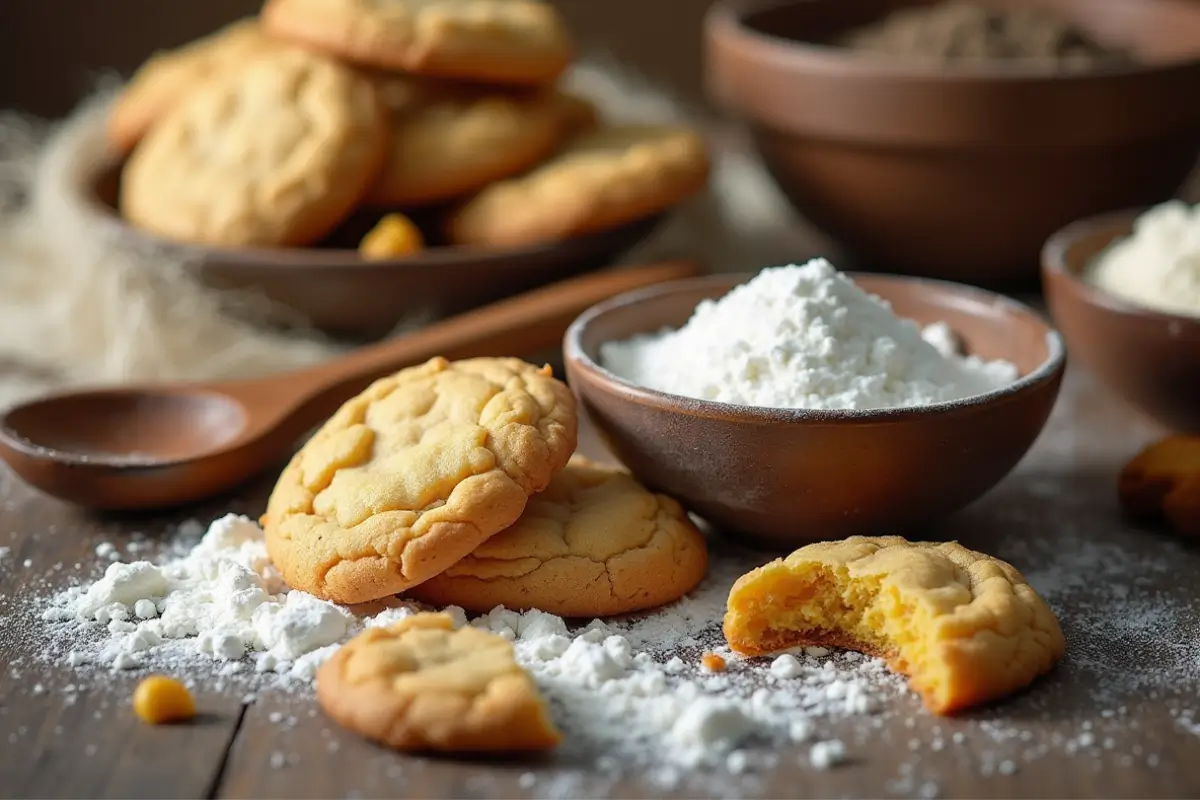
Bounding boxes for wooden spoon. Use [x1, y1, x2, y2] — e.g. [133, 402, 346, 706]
[0, 260, 699, 511]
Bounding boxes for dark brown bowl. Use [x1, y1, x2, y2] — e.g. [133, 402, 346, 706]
[705, 0, 1200, 285]
[1042, 208, 1200, 433]
[564, 273, 1065, 547]
[81, 164, 665, 339]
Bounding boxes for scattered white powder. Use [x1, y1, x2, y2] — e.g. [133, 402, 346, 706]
[29, 514, 903, 784]
[1088, 200, 1200, 318]
[599, 259, 1019, 411]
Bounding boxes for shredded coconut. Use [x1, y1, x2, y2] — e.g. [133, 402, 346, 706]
[1087, 200, 1200, 318]
[599, 259, 1018, 410]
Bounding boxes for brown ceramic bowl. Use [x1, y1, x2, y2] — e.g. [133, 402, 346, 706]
[705, 0, 1200, 285]
[564, 273, 1065, 547]
[1042, 209, 1200, 433]
[80, 164, 666, 339]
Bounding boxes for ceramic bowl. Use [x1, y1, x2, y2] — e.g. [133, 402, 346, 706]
[704, 0, 1200, 285]
[564, 273, 1065, 547]
[81, 164, 665, 339]
[1042, 209, 1200, 433]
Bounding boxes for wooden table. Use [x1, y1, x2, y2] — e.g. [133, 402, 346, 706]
[2, 355, 1199, 799]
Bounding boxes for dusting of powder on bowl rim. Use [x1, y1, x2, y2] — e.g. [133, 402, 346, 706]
[598, 258, 1019, 411]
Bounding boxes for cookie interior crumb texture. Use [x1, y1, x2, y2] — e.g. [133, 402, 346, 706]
[723, 536, 1066, 715]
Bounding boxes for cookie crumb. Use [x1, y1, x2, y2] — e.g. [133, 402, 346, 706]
[701, 653, 726, 673]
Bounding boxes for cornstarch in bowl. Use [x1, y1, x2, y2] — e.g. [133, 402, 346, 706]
[599, 258, 1019, 411]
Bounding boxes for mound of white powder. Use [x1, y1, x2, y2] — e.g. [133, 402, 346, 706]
[599, 259, 1019, 410]
[1087, 200, 1200, 318]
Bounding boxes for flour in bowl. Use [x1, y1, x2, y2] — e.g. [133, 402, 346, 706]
[599, 259, 1019, 410]
[1087, 200, 1200, 318]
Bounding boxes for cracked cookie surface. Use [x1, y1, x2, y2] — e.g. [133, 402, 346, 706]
[409, 457, 708, 616]
[107, 18, 282, 152]
[366, 76, 569, 206]
[262, 0, 572, 86]
[317, 612, 561, 751]
[120, 48, 387, 247]
[446, 124, 710, 247]
[724, 536, 1065, 715]
[263, 357, 577, 604]
[1119, 435, 1200, 538]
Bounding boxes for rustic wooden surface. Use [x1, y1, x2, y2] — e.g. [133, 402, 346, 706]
[2, 355, 1200, 799]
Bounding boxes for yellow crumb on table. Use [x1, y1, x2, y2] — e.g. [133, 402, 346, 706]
[133, 675, 196, 724]
[358, 213, 425, 259]
[701, 652, 727, 673]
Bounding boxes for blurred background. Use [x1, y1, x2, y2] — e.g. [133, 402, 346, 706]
[0, 0, 717, 117]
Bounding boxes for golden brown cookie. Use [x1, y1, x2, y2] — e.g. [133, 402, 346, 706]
[262, 0, 572, 86]
[1119, 435, 1200, 538]
[724, 536, 1065, 715]
[107, 18, 282, 153]
[366, 77, 568, 207]
[120, 49, 387, 247]
[409, 457, 709, 617]
[263, 357, 577, 605]
[446, 124, 710, 248]
[317, 612, 562, 752]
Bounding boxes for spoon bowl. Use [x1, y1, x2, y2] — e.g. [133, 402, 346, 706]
[0, 261, 700, 510]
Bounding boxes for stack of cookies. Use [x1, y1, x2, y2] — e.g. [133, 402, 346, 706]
[261, 356, 709, 617]
[108, 0, 711, 254]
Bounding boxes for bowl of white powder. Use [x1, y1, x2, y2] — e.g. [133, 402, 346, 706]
[1043, 203, 1200, 433]
[565, 259, 1065, 546]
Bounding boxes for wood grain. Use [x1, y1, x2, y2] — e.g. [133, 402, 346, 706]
[2, 357, 1200, 798]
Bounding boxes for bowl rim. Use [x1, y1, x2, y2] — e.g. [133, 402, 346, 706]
[1041, 205, 1200, 328]
[565, 270, 1067, 424]
[80, 160, 667, 273]
[705, 0, 1200, 84]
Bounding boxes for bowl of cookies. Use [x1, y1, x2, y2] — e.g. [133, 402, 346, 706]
[565, 259, 1065, 546]
[1042, 201, 1200, 434]
[85, 2, 711, 337]
[705, 0, 1200, 285]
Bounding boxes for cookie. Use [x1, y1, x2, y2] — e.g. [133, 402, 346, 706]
[120, 49, 387, 247]
[366, 77, 568, 207]
[409, 457, 709, 617]
[262, 0, 572, 86]
[317, 612, 562, 752]
[107, 18, 282, 153]
[1119, 435, 1200, 538]
[447, 124, 710, 248]
[358, 212, 425, 258]
[263, 357, 577, 605]
[723, 536, 1065, 715]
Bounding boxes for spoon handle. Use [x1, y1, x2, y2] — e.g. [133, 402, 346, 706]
[240, 260, 699, 438]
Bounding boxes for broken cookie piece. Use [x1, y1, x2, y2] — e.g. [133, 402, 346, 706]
[317, 612, 562, 752]
[1119, 435, 1200, 538]
[723, 536, 1064, 715]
